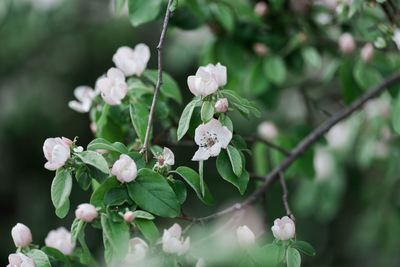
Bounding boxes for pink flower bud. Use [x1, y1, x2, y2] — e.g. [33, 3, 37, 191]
[254, 2, 268, 17]
[112, 154, 138, 183]
[215, 98, 229, 113]
[11, 223, 32, 247]
[339, 33, 356, 54]
[75, 203, 97, 222]
[61, 137, 73, 146]
[253, 43, 267, 56]
[361, 43, 374, 62]
[124, 211, 135, 223]
[90, 122, 97, 133]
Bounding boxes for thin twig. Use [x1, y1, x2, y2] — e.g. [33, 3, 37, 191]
[192, 71, 400, 223]
[244, 136, 291, 157]
[279, 172, 295, 222]
[140, 0, 174, 157]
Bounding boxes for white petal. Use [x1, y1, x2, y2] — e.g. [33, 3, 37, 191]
[168, 223, 182, 238]
[187, 76, 200, 96]
[208, 143, 222, 157]
[107, 67, 125, 81]
[192, 147, 210, 161]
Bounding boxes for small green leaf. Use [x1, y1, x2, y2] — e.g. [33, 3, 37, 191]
[133, 210, 155, 220]
[129, 102, 150, 144]
[216, 150, 249, 194]
[247, 58, 270, 96]
[177, 99, 199, 140]
[135, 218, 159, 244]
[143, 70, 182, 104]
[26, 249, 51, 267]
[104, 186, 132, 206]
[71, 218, 86, 247]
[41, 246, 70, 266]
[227, 145, 242, 177]
[78, 231, 97, 266]
[170, 0, 178, 12]
[219, 115, 233, 132]
[75, 167, 92, 191]
[339, 58, 362, 105]
[264, 56, 286, 85]
[253, 243, 285, 266]
[392, 93, 400, 134]
[127, 169, 180, 217]
[169, 179, 187, 204]
[90, 177, 120, 208]
[212, 3, 235, 33]
[292, 241, 316, 256]
[175, 166, 214, 205]
[302, 47, 321, 69]
[87, 138, 129, 154]
[201, 101, 214, 123]
[128, 0, 163, 27]
[76, 151, 110, 175]
[51, 169, 72, 210]
[353, 61, 383, 91]
[287, 247, 301, 267]
[55, 200, 70, 219]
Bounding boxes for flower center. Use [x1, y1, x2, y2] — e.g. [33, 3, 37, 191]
[200, 131, 218, 148]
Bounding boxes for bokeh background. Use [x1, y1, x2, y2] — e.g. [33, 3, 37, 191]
[1, 0, 400, 266]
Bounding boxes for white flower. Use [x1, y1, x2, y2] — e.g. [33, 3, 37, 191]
[254, 2, 268, 17]
[162, 223, 190, 256]
[97, 67, 128, 105]
[112, 44, 150, 76]
[45, 227, 74, 255]
[393, 28, 400, 50]
[313, 148, 335, 180]
[112, 154, 138, 183]
[11, 223, 32, 248]
[125, 238, 148, 264]
[236, 225, 256, 246]
[68, 86, 96, 113]
[215, 98, 229, 113]
[43, 137, 71, 171]
[271, 216, 295, 240]
[7, 253, 34, 267]
[75, 203, 98, 222]
[155, 147, 175, 168]
[258, 121, 278, 140]
[192, 118, 232, 161]
[361, 43, 374, 62]
[339, 33, 356, 54]
[325, 122, 352, 149]
[187, 63, 227, 97]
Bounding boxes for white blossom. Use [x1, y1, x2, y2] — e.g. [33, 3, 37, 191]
[112, 154, 138, 183]
[11, 223, 32, 248]
[162, 223, 190, 256]
[258, 121, 278, 140]
[254, 2, 268, 17]
[45, 227, 74, 255]
[187, 63, 227, 97]
[393, 28, 400, 50]
[43, 137, 71, 171]
[155, 147, 175, 168]
[97, 67, 128, 105]
[68, 86, 96, 113]
[112, 44, 150, 76]
[361, 43, 374, 62]
[271, 216, 295, 240]
[313, 148, 335, 180]
[192, 118, 232, 161]
[124, 238, 148, 264]
[339, 33, 356, 54]
[75, 203, 97, 222]
[236, 225, 256, 246]
[7, 253, 34, 267]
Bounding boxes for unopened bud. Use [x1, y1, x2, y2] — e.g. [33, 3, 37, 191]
[62, 137, 73, 147]
[215, 98, 229, 113]
[11, 223, 32, 247]
[253, 43, 268, 56]
[361, 43, 374, 62]
[75, 203, 97, 222]
[254, 2, 268, 17]
[124, 211, 135, 223]
[339, 33, 356, 54]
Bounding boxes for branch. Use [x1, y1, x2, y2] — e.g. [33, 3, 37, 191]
[244, 136, 291, 157]
[140, 0, 174, 156]
[192, 71, 400, 223]
[279, 172, 295, 222]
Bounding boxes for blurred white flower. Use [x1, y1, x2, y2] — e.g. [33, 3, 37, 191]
[162, 223, 190, 256]
[125, 238, 148, 264]
[315, 13, 332, 25]
[68, 86, 96, 113]
[236, 225, 256, 246]
[271, 216, 295, 240]
[192, 118, 232, 161]
[254, 2, 268, 17]
[325, 122, 352, 149]
[187, 63, 227, 97]
[361, 43, 374, 62]
[11, 223, 32, 248]
[75, 203, 97, 222]
[393, 28, 400, 50]
[43, 137, 70, 171]
[364, 98, 390, 119]
[313, 148, 335, 180]
[7, 253, 34, 267]
[45, 227, 74, 255]
[155, 147, 175, 168]
[339, 33, 356, 54]
[215, 98, 228, 113]
[112, 154, 138, 183]
[258, 121, 278, 140]
[253, 42, 268, 56]
[112, 44, 150, 77]
[98, 67, 128, 105]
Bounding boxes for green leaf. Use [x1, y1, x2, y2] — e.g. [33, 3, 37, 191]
[247, 58, 270, 96]
[175, 166, 214, 205]
[219, 114, 233, 132]
[78, 231, 97, 266]
[101, 214, 130, 265]
[169, 179, 187, 204]
[339, 58, 362, 105]
[220, 90, 260, 117]
[212, 3, 235, 33]
[71, 218, 86, 247]
[76, 151, 110, 175]
[133, 210, 155, 220]
[135, 218, 159, 244]
[104, 186, 132, 206]
[170, 0, 178, 12]
[127, 168, 180, 217]
[51, 169, 72, 210]
[302, 47, 321, 69]
[75, 167, 92, 191]
[263, 56, 286, 85]
[177, 99, 199, 140]
[114, 0, 126, 15]
[227, 145, 242, 177]
[26, 249, 51, 267]
[87, 138, 129, 154]
[253, 243, 285, 266]
[55, 200, 70, 219]
[292, 241, 316, 256]
[90, 177, 120, 208]
[287, 247, 301, 267]
[128, 0, 163, 27]
[41, 246, 70, 266]
[201, 101, 214, 123]
[143, 70, 182, 104]
[353, 61, 383, 91]
[392, 93, 400, 134]
[216, 150, 249, 194]
[129, 102, 150, 144]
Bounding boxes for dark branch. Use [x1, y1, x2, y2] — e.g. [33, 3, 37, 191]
[140, 0, 174, 156]
[279, 172, 295, 222]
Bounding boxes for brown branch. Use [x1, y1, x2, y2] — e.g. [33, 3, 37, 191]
[279, 172, 295, 222]
[140, 0, 174, 157]
[191, 71, 400, 223]
[244, 136, 291, 157]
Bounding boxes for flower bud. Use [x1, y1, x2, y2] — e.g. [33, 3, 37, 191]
[215, 98, 229, 113]
[11, 223, 32, 247]
[253, 43, 268, 56]
[45, 227, 74, 255]
[112, 154, 138, 183]
[339, 33, 356, 54]
[254, 2, 268, 17]
[8, 253, 34, 267]
[90, 122, 97, 133]
[258, 121, 278, 140]
[61, 137, 73, 147]
[236, 225, 256, 246]
[271, 216, 295, 240]
[361, 43, 374, 62]
[75, 203, 97, 222]
[124, 211, 135, 223]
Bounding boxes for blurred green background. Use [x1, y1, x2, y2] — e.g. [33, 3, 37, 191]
[1, 0, 400, 266]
